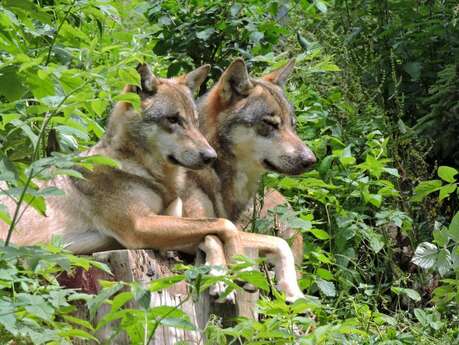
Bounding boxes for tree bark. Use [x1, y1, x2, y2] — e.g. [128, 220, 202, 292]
[60, 249, 258, 345]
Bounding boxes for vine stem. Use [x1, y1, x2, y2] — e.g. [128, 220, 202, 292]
[45, 2, 75, 66]
[145, 293, 191, 344]
[4, 81, 89, 246]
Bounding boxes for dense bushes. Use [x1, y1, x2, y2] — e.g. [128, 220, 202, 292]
[0, 0, 458, 344]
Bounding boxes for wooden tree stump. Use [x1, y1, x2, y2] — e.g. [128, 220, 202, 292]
[61, 249, 258, 345]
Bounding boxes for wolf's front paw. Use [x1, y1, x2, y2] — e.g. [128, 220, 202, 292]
[209, 282, 236, 304]
[285, 291, 306, 304]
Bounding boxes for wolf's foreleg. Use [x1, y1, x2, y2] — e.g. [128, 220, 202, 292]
[199, 235, 235, 302]
[108, 215, 241, 258]
[237, 232, 305, 303]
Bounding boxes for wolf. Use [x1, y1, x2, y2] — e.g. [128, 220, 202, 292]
[0, 63, 247, 256]
[182, 58, 316, 303]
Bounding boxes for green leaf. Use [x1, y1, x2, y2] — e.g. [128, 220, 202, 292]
[62, 315, 94, 331]
[11, 119, 38, 147]
[404, 288, 421, 302]
[0, 156, 17, 182]
[88, 282, 124, 320]
[110, 291, 133, 312]
[148, 275, 185, 293]
[0, 203, 12, 225]
[433, 226, 449, 247]
[314, 0, 328, 13]
[17, 294, 54, 321]
[412, 180, 442, 202]
[113, 92, 140, 110]
[411, 242, 438, 269]
[362, 227, 384, 253]
[58, 329, 99, 342]
[316, 268, 333, 281]
[119, 67, 140, 86]
[0, 301, 16, 334]
[236, 270, 269, 291]
[439, 184, 457, 201]
[383, 167, 400, 177]
[435, 248, 452, 276]
[338, 145, 354, 166]
[318, 155, 334, 176]
[414, 308, 429, 326]
[249, 31, 264, 43]
[448, 212, 459, 242]
[365, 193, 382, 208]
[313, 61, 341, 72]
[160, 317, 196, 331]
[82, 155, 120, 168]
[316, 278, 336, 297]
[23, 193, 46, 216]
[37, 186, 65, 197]
[297, 32, 312, 52]
[311, 251, 333, 264]
[308, 228, 330, 240]
[196, 28, 215, 40]
[0, 65, 25, 101]
[91, 99, 108, 116]
[403, 62, 422, 81]
[452, 246, 459, 268]
[391, 287, 421, 302]
[230, 3, 242, 16]
[438, 166, 458, 183]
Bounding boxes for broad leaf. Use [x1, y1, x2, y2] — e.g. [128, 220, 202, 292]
[316, 278, 336, 297]
[412, 180, 442, 202]
[411, 242, 438, 269]
[437, 166, 458, 183]
[448, 212, 459, 242]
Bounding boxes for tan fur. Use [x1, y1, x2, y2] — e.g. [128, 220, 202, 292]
[183, 58, 316, 302]
[0, 64, 245, 263]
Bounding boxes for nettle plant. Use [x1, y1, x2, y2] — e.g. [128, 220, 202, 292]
[269, 95, 411, 299]
[0, 241, 108, 344]
[0, 0, 157, 243]
[411, 166, 459, 308]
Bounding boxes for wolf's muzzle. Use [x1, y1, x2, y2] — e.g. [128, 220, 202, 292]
[200, 148, 217, 165]
[299, 151, 316, 170]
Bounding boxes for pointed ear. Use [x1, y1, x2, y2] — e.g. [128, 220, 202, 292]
[183, 64, 211, 93]
[136, 63, 159, 93]
[263, 58, 295, 87]
[219, 58, 253, 103]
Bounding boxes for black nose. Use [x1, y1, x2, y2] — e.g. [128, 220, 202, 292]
[301, 152, 316, 169]
[200, 149, 217, 165]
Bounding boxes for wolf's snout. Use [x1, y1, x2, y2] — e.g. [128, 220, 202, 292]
[200, 148, 217, 165]
[300, 151, 316, 169]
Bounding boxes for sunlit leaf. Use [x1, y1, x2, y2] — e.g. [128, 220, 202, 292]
[411, 242, 438, 269]
[438, 166, 458, 183]
[316, 278, 336, 297]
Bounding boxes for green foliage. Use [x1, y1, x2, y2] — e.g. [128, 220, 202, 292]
[145, 0, 285, 88]
[0, 0, 458, 343]
[0, 241, 103, 344]
[411, 166, 459, 312]
[320, 0, 459, 165]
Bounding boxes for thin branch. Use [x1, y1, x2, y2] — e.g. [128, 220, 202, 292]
[4, 81, 90, 246]
[45, 2, 75, 66]
[146, 293, 191, 344]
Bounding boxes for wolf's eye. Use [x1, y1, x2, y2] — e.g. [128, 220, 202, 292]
[262, 118, 280, 130]
[166, 113, 180, 125]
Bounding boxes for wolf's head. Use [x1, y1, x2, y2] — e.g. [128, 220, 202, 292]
[109, 63, 216, 169]
[200, 58, 315, 175]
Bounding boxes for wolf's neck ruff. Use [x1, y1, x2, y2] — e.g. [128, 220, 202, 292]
[94, 101, 186, 205]
[211, 150, 264, 221]
[195, 80, 292, 222]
